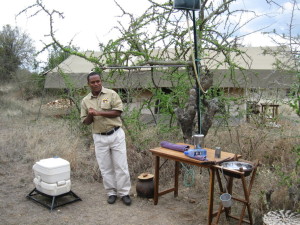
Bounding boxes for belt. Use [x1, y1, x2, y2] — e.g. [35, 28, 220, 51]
[99, 127, 120, 135]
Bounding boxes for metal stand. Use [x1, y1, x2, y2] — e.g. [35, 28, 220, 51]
[27, 188, 82, 211]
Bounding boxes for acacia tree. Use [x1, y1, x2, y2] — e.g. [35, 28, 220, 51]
[20, 0, 270, 143]
[0, 25, 35, 81]
[94, 0, 267, 142]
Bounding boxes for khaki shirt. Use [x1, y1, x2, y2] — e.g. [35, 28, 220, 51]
[81, 87, 123, 134]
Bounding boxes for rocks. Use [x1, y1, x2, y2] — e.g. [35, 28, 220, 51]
[44, 98, 72, 109]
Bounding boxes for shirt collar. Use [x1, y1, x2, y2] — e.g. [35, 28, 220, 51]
[90, 87, 108, 99]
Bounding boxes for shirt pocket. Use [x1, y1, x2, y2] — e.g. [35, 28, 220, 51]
[101, 102, 111, 110]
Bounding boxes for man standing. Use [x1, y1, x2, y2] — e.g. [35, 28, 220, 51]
[81, 71, 132, 206]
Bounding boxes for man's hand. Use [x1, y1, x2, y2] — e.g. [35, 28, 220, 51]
[88, 107, 98, 116]
[83, 108, 97, 125]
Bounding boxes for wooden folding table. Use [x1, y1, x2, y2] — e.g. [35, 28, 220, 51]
[150, 144, 239, 225]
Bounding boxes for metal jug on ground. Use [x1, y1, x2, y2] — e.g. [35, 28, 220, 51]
[192, 134, 204, 149]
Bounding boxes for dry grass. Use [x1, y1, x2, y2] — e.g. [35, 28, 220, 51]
[1, 82, 300, 222]
[205, 119, 300, 170]
[0, 83, 181, 185]
[0, 84, 94, 182]
[204, 119, 300, 218]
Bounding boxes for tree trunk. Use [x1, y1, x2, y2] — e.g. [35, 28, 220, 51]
[175, 88, 197, 144]
[175, 66, 223, 142]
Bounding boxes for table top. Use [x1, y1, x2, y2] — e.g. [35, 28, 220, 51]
[150, 143, 238, 167]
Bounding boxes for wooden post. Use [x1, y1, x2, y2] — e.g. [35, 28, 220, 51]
[153, 156, 160, 205]
[208, 167, 215, 225]
[174, 161, 179, 197]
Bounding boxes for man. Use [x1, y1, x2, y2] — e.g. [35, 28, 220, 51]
[80, 71, 132, 206]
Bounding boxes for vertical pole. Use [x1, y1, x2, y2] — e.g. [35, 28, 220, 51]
[192, 10, 201, 134]
[153, 155, 160, 205]
[174, 161, 179, 197]
[208, 167, 215, 225]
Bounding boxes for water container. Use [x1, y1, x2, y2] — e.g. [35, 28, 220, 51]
[184, 148, 207, 160]
[192, 134, 204, 149]
[173, 0, 200, 11]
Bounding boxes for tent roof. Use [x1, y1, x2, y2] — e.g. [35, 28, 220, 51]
[49, 51, 103, 74]
[212, 69, 295, 89]
[44, 47, 295, 89]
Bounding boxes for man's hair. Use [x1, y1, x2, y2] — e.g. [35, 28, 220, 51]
[87, 71, 101, 82]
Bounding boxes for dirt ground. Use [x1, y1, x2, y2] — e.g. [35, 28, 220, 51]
[0, 92, 213, 225]
[0, 166, 209, 225]
[0, 142, 211, 225]
[0, 86, 260, 225]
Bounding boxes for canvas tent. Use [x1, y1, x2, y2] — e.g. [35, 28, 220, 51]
[44, 47, 295, 90]
[44, 55, 178, 90]
[44, 47, 298, 119]
[209, 47, 295, 89]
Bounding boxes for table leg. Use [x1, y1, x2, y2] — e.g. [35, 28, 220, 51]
[174, 161, 179, 197]
[208, 167, 215, 225]
[154, 155, 160, 205]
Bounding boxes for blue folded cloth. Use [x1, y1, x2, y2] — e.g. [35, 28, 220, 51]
[160, 141, 190, 152]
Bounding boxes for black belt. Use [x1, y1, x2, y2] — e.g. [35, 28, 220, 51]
[99, 127, 120, 135]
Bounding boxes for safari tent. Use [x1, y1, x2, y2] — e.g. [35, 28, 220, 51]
[44, 47, 297, 118]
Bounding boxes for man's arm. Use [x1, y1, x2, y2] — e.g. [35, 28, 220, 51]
[87, 108, 121, 118]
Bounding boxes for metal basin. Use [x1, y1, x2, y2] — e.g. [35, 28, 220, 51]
[220, 161, 253, 178]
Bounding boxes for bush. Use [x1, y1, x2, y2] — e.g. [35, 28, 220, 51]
[13, 69, 45, 99]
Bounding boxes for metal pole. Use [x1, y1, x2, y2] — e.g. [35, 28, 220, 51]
[192, 10, 201, 134]
[102, 64, 188, 70]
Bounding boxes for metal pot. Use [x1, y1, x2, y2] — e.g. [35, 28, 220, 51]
[220, 161, 253, 178]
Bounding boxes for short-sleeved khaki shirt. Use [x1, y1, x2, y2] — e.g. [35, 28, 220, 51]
[80, 87, 123, 134]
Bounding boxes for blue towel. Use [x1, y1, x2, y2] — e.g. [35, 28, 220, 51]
[160, 141, 190, 152]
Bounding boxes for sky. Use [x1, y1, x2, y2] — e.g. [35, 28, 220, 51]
[0, 0, 299, 65]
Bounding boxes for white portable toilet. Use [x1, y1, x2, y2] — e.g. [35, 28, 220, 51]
[32, 157, 71, 196]
[27, 157, 81, 210]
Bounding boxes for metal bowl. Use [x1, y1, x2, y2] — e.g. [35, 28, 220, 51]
[220, 161, 253, 178]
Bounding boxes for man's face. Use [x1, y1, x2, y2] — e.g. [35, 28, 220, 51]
[88, 74, 102, 93]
